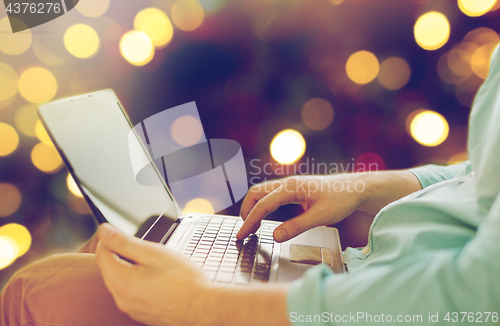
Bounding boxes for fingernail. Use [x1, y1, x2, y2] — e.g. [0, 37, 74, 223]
[275, 228, 288, 242]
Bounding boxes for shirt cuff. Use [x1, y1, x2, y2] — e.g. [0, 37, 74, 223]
[408, 161, 470, 188]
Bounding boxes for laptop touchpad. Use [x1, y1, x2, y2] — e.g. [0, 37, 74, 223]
[290, 244, 332, 266]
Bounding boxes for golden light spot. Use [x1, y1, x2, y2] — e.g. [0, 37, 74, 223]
[410, 110, 449, 147]
[64, 24, 100, 59]
[15, 104, 38, 137]
[0, 223, 31, 257]
[0, 18, 32, 55]
[0, 95, 16, 109]
[33, 37, 66, 66]
[414, 12, 450, 51]
[120, 31, 155, 66]
[0, 236, 17, 269]
[0, 183, 22, 217]
[183, 198, 215, 214]
[471, 43, 499, 79]
[171, 0, 205, 32]
[35, 120, 53, 146]
[67, 173, 83, 198]
[76, 0, 110, 17]
[31, 143, 63, 174]
[458, 0, 497, 17]
[171, 115, 203, 147]
[345, 51, 380, 85]
[18, 67, 58, 104]
[463, 27, 500, 47]
[301, 98, 335, 131]
[447, 49, 472, 78]
[270, 129, 306, 165]
[377, 57, 411, 90]
[0, 63, 18, 101]
[330, 0, 345, 5]
[134, 8, 174, 48]
[0, 123, 19, 157]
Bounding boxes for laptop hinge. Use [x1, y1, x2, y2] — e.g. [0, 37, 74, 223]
[160, 218, 181, 244]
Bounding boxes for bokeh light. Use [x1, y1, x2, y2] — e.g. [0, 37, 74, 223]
[64, 24, 100, 59]
[463, 27, 500, 47]
[171, 0, 205, 32]
[0, 17, 32, 55]
[120, 31, 155, 66]
[171, 115, 204, 146]
[0, 237, 17, 270]
[33, 37, 67, 66]
[410, 110, 449, 147]
[345, 51, 380, 85]
[471, 43, 499, 79]
[35, 121, 53, 145]
[183, 198, 215, 214]
[270, 129, 306, 164]
[0, 62, 18, 102]
[134, 8, 174, 48]
[458, 0, 497, 17]
[18, 67, 58, 103]
[0, 223, 31, 257]
[301, 98, 335, 131]
[0, 123, 19, 157]
[414, 12, 450, 51]
[377, 57, 411, 90]
[15, 104, 38, 137]
[31, 143, 63, 173]
[447, 45, 474, 79]
[76, 0, 110, 18]
[0, 183, 22, 217]
[67, 173, 83, 198]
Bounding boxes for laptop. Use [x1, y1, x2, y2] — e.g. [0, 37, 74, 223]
[38, 89, 345, 285]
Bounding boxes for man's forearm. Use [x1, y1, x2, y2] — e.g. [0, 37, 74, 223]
[195, 284, 291, 326]
[357, 171, 422, 215]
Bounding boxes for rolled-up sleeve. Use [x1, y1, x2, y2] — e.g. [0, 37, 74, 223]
[408, 161, 470, 188]
[287, 191, 500, 326]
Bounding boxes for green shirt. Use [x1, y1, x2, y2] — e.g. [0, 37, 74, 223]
[288, 45, 500, 325]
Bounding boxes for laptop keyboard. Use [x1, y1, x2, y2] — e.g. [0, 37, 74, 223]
[182, 216, 277, 285]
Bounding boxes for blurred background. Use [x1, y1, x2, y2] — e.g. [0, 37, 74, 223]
[0, 0, 499, 288]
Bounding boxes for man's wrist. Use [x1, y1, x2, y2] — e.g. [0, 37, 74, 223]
[356, 170, 422, 215]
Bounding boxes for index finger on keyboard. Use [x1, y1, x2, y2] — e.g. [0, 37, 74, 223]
[236, 184, 296, 240]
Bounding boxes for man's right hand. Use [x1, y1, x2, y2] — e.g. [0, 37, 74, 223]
[235, 171, 422, 242]
[236, 174, 366, 242]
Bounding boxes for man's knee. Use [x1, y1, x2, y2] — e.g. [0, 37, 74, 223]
[1, 253, 144, 326]
[1, 254, 100, 325]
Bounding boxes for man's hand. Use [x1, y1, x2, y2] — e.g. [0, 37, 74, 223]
[236, 171, 422, 242]
[95, 223, 211, 326]
[236, 175, 364, 242]
[95, 224, 291, 326]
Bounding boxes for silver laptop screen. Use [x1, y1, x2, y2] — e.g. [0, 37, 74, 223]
[45, 101, 179, 238]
